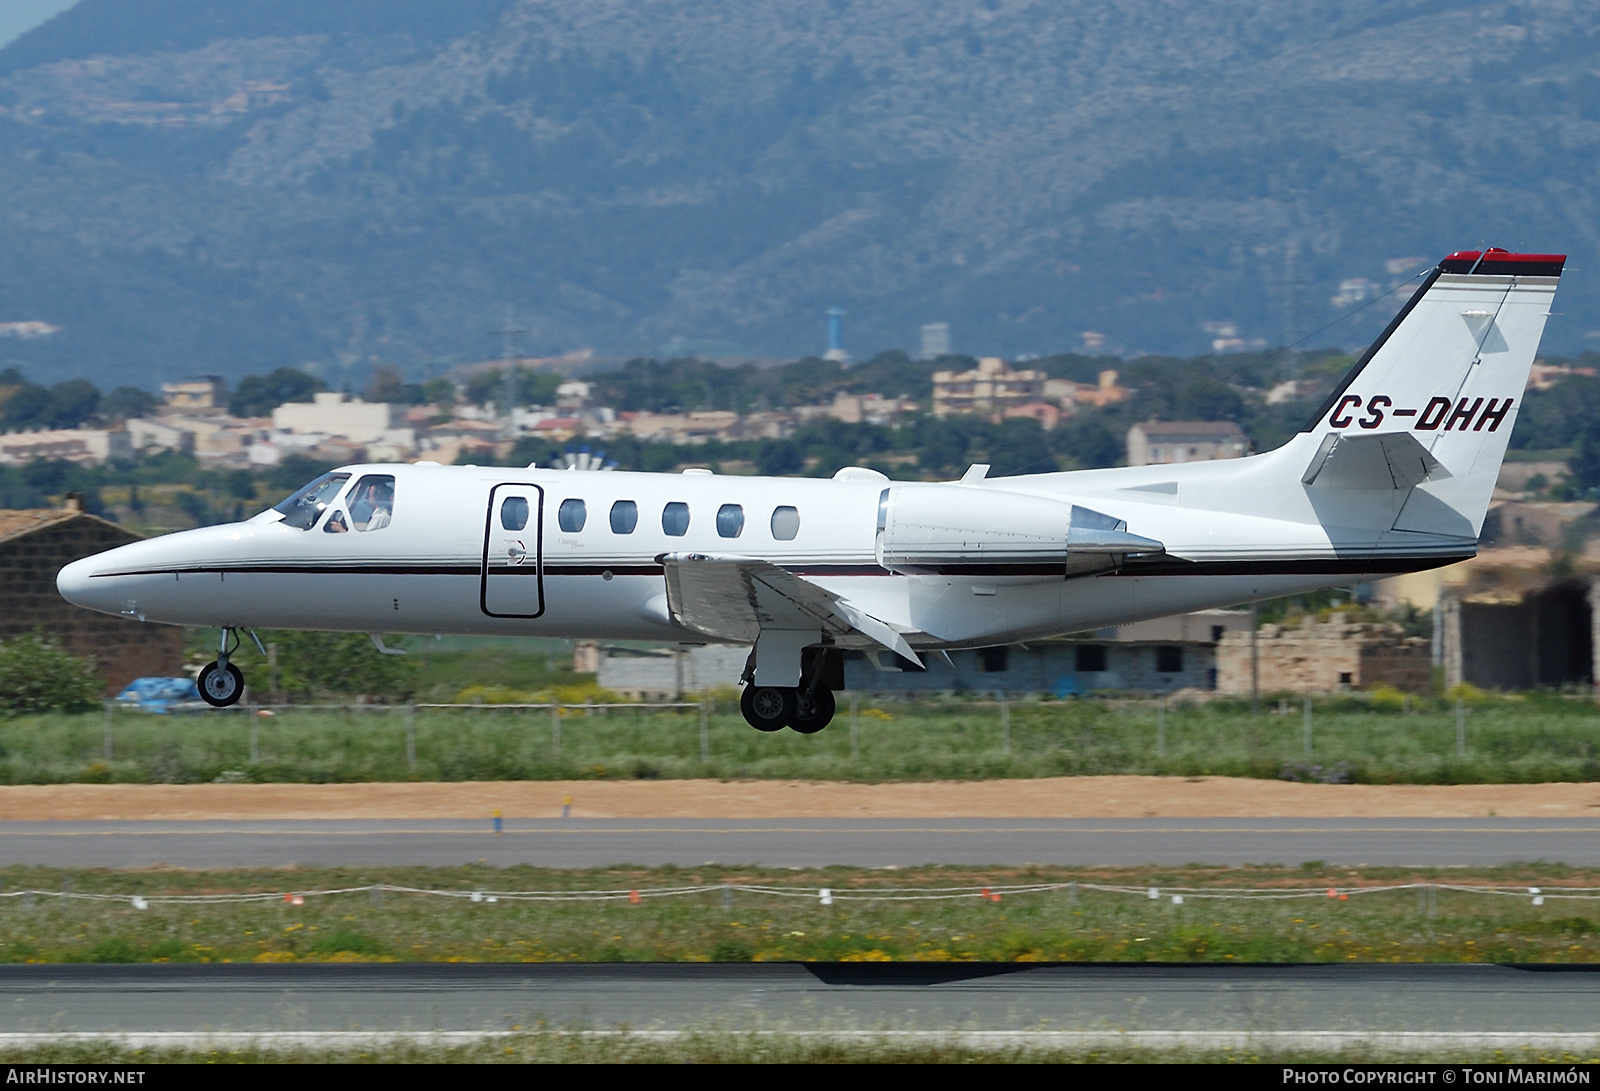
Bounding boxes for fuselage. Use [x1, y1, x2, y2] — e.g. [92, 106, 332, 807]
[56, 453, 1462, 651]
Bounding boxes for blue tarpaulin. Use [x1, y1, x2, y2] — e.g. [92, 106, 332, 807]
[114, 677, 200, 713]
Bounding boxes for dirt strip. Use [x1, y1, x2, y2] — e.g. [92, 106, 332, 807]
[0, 777, 1598, 821]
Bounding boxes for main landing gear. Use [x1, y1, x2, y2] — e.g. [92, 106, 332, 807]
[740, 685, 837, 734]
[198, 628, 264, 708]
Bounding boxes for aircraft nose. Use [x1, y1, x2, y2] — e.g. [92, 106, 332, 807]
[56, 555, 120, 615]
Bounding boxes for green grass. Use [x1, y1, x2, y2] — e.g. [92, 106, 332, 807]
[6, 691, 1600, 784]
[0, 863, 1599, 965]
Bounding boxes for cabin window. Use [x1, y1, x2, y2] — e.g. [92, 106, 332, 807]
[770, 505, 800, 540]
[322, 509, 349, 534]
[610, 500, 638, 534]
[558, 498, 587, 533]
[662, 501, 690, 536]
[1156, 645, 1184, 673]
[500, 496, 529, 531]
[273, 472, 350, 530]
[1076, 645, 1107, 672]
[716, 503, 744, 538]
[347, 475, 395, 532]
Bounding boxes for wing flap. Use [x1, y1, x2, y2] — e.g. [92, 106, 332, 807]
[659, 553, 921, 666]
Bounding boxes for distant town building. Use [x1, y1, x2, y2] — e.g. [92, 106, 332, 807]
[161, 376, 227, 413]
[1527, 362, 1598, 390]
[0, 321, 61, 340]
[932, 357, 1045, 419]
[271, 392, 415, 456]
[0, 498, 183, 691]
[824, 307, 849, 364]
[0, 428, 132, 467]
[1126, 421, 1249, 467]
[1043, 369, 1126, 409]
[919, 322, 951, 360]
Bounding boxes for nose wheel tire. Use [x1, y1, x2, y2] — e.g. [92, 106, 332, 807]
[789, 688, 836, 734]
[740, 685, 795, 732]
[198, 661, 245, 708]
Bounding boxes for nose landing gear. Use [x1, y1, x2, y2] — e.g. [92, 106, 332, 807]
[197, 628, 263, 708]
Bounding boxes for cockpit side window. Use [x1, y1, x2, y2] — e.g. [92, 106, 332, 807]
[273, 473, 351, 531]
[347, 474, 396, 532]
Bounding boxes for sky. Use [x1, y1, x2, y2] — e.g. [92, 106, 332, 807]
[0, 0, 77, 51]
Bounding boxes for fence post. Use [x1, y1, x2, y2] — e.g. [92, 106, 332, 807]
[1156, 697, 1166, 756]
[1303, 695, 1313, 756]
[551, 703, 561, 760]
[1455, 696, 1465, 758]
[849, 694, 860, 761]
[699, 698, 710, 764]
[406, 703, 417, 770]
[102, 702, 113, 761]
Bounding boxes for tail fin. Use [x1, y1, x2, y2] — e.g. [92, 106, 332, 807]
[1300, 249, 1564, 537]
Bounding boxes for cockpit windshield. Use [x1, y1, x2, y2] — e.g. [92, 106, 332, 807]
[272, 472, 350, 530]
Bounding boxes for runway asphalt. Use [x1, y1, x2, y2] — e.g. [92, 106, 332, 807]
[2, 817, 1599, 868]
[2, 963, 1600, 1046]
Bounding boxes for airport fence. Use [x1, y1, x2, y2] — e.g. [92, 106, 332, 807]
[2, 689, 1599, 784]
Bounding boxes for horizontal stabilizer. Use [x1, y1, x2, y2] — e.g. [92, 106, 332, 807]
[1301, 432, 1450, 491]
[659, 553, 921, 666]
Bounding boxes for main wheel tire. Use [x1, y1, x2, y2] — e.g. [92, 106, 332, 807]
[789, 687, 836, 734]
[740, 684, 795, 732]
[198, 661, 245, 708]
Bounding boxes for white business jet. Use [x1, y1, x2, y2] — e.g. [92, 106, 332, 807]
[58, 249, 1563, 732]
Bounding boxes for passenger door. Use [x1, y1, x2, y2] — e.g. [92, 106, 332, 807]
[481, 483, 545, 618]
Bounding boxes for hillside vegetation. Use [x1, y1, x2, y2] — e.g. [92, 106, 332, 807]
[0, 1, 1596, 385]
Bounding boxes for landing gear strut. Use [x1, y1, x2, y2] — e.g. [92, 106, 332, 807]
[198, 628, 261, 708]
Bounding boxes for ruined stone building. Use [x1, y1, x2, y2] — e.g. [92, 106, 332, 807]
[1215, 616, 1432, 695]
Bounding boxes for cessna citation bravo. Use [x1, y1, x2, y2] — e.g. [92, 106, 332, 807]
[58, 249, 1564, 732]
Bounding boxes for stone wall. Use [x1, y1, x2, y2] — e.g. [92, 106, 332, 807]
[1216, 616, 1430, 695]
[0, 513, 183, 691]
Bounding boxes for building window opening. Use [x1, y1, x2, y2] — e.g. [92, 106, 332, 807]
[662, 501, 690, 536]
[1076, 645, 1108, 672]
[978, 646, 1009, 673]
[558, 498, 587, 533]
[500, 496, 529, 531]
[1156, 645, 1184, 673]
[716, 503, 745, 538]
[610, 500, 638, 534]
[771, 505, 800, 540]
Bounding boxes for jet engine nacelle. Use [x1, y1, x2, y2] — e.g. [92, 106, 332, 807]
[873, 485, 1163, 573]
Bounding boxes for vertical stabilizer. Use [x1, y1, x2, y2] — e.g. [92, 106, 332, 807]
[1301, 249, 1564, 537]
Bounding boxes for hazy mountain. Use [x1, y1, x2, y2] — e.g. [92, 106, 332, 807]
[0, 0, 1596, 389]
